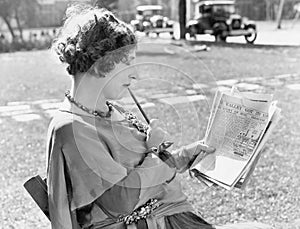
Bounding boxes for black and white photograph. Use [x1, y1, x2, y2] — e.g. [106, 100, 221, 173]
[0, 0, 299, 228]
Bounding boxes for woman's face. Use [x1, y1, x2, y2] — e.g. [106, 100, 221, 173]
[102, 49, 137, 100]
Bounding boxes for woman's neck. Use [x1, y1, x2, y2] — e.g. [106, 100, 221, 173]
[68, 74, 109, 113]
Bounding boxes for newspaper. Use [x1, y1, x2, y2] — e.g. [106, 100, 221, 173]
[190, 87, 281, 190]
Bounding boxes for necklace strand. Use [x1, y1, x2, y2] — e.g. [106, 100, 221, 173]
[65, 90, 113, 118]
[111, 103, 149, 134]
[65, 90, 149, 134]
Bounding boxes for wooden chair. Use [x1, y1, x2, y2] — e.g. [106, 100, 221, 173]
[24, 175, 50, 220]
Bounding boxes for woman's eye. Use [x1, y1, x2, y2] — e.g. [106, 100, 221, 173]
[123, 56, 135, 66]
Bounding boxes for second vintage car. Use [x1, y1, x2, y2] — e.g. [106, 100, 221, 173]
[130, 5, 174, 36]
[186, 0, 257, 43]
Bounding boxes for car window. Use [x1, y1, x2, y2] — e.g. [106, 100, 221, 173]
[140, 10, 162, 16]
[213, 4, 235, 14]
[204, 6, 213, 14]
[199, 5, 212, 14]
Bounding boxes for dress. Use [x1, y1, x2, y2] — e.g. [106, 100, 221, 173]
[46, 101, 214, 229]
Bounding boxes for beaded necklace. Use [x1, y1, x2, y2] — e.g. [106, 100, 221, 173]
[65, 90, 149, 134]
[110, 103, 149, 135]
[65, 90, 113, 118]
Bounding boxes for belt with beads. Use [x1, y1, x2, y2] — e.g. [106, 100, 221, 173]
[117, 199, 161, 226]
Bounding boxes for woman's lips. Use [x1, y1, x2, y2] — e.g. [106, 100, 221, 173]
[123, 83, 130, 87]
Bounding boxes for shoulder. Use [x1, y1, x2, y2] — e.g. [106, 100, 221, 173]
[48, 111, 108, 145]
[46, 111, 102, 159]
[48, 111, 74, 136]
[47, 111, 89, 144]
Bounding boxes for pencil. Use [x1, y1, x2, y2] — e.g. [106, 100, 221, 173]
[127, 88, 150, 124]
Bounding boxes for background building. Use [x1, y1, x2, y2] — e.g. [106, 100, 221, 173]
[36, 0, 91, 27]
[36, 0, 68, 27]
[2, 0, 298, 31]
[117, 0, 174, 22]
[238, 0, 299, 21]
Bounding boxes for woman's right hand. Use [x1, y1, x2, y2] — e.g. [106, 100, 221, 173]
[146, 119, 169, 149]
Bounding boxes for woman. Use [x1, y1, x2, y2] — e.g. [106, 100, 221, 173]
[47, 4, 272, 229]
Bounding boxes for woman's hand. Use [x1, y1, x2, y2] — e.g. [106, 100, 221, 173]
[185, 141, 216, 167]
[175, 140, 216, 173]
[146, 119, 168, 149]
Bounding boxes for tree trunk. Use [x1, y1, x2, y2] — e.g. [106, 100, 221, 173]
[265, 0, 271, 20]
[179, 0, 186, 39]
[15, 9, 23, 41]
[276, 0, 285, 29]
[2, 16, 15, 40]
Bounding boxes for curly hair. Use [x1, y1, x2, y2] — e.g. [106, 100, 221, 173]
[52, 3, 137, 76]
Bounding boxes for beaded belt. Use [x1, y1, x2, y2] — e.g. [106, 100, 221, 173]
[117, 199, 161, 225]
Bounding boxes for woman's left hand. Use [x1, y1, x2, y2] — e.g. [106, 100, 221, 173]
[174, 140, 216, 172]
[185, 141, 216, 168]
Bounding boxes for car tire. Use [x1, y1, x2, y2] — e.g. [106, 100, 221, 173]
[188, 25, 197, 39]
[213, 23, 227, 42]
[245, 27, 257, 44]
[215, 33, 227, 42]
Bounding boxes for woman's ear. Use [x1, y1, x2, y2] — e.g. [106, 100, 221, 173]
[91, 64, 106, 78]
[93, 65, 99, 76]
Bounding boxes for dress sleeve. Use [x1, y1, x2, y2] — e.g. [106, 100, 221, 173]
[47, 126, 80, 229]
[47, 120, 127, 228]
[48, 119, 176, 224]
[57, 122, 128, 212]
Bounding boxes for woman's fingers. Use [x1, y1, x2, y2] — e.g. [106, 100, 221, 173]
[147, 119, 169, 149]
[186, 141, 215, 156]
[196, 142, 215, 154]
[190, 147, 215, 168]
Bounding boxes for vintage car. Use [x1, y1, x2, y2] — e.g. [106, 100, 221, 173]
[186, 0, 257, 43]
[130, 5, 174, 36]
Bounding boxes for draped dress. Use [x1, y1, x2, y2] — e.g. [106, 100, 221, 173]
[46, 101, 272, 229]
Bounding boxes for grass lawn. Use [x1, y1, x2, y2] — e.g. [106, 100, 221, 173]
[0, 42, 299, 228]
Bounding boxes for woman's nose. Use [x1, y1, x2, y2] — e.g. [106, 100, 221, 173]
[129, 73, 140, 81]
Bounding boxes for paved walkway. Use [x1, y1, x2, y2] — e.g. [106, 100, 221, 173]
[0, 74, 299, 123]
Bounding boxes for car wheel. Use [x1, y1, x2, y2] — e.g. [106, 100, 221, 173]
[213, 23, 227, 42]
[215, 32, 227, 42]
[188, 25, 197, 39]
[245, 27, 257, 44]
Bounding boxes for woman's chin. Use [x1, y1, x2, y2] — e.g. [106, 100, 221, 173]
[109, 91, 127, 101]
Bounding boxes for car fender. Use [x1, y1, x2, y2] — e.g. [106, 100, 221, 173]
[143, 21, 151, 27]
[213, 22, 228, 29]
[245, 22, 256, 30]
[150, 15, 164, 23]
[186, 20, 199, 27]
[230, 14, 242, 20]
[242, 17, 256, 29]
[213, 22, 228, 35]
[166, 19, 175, 25]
